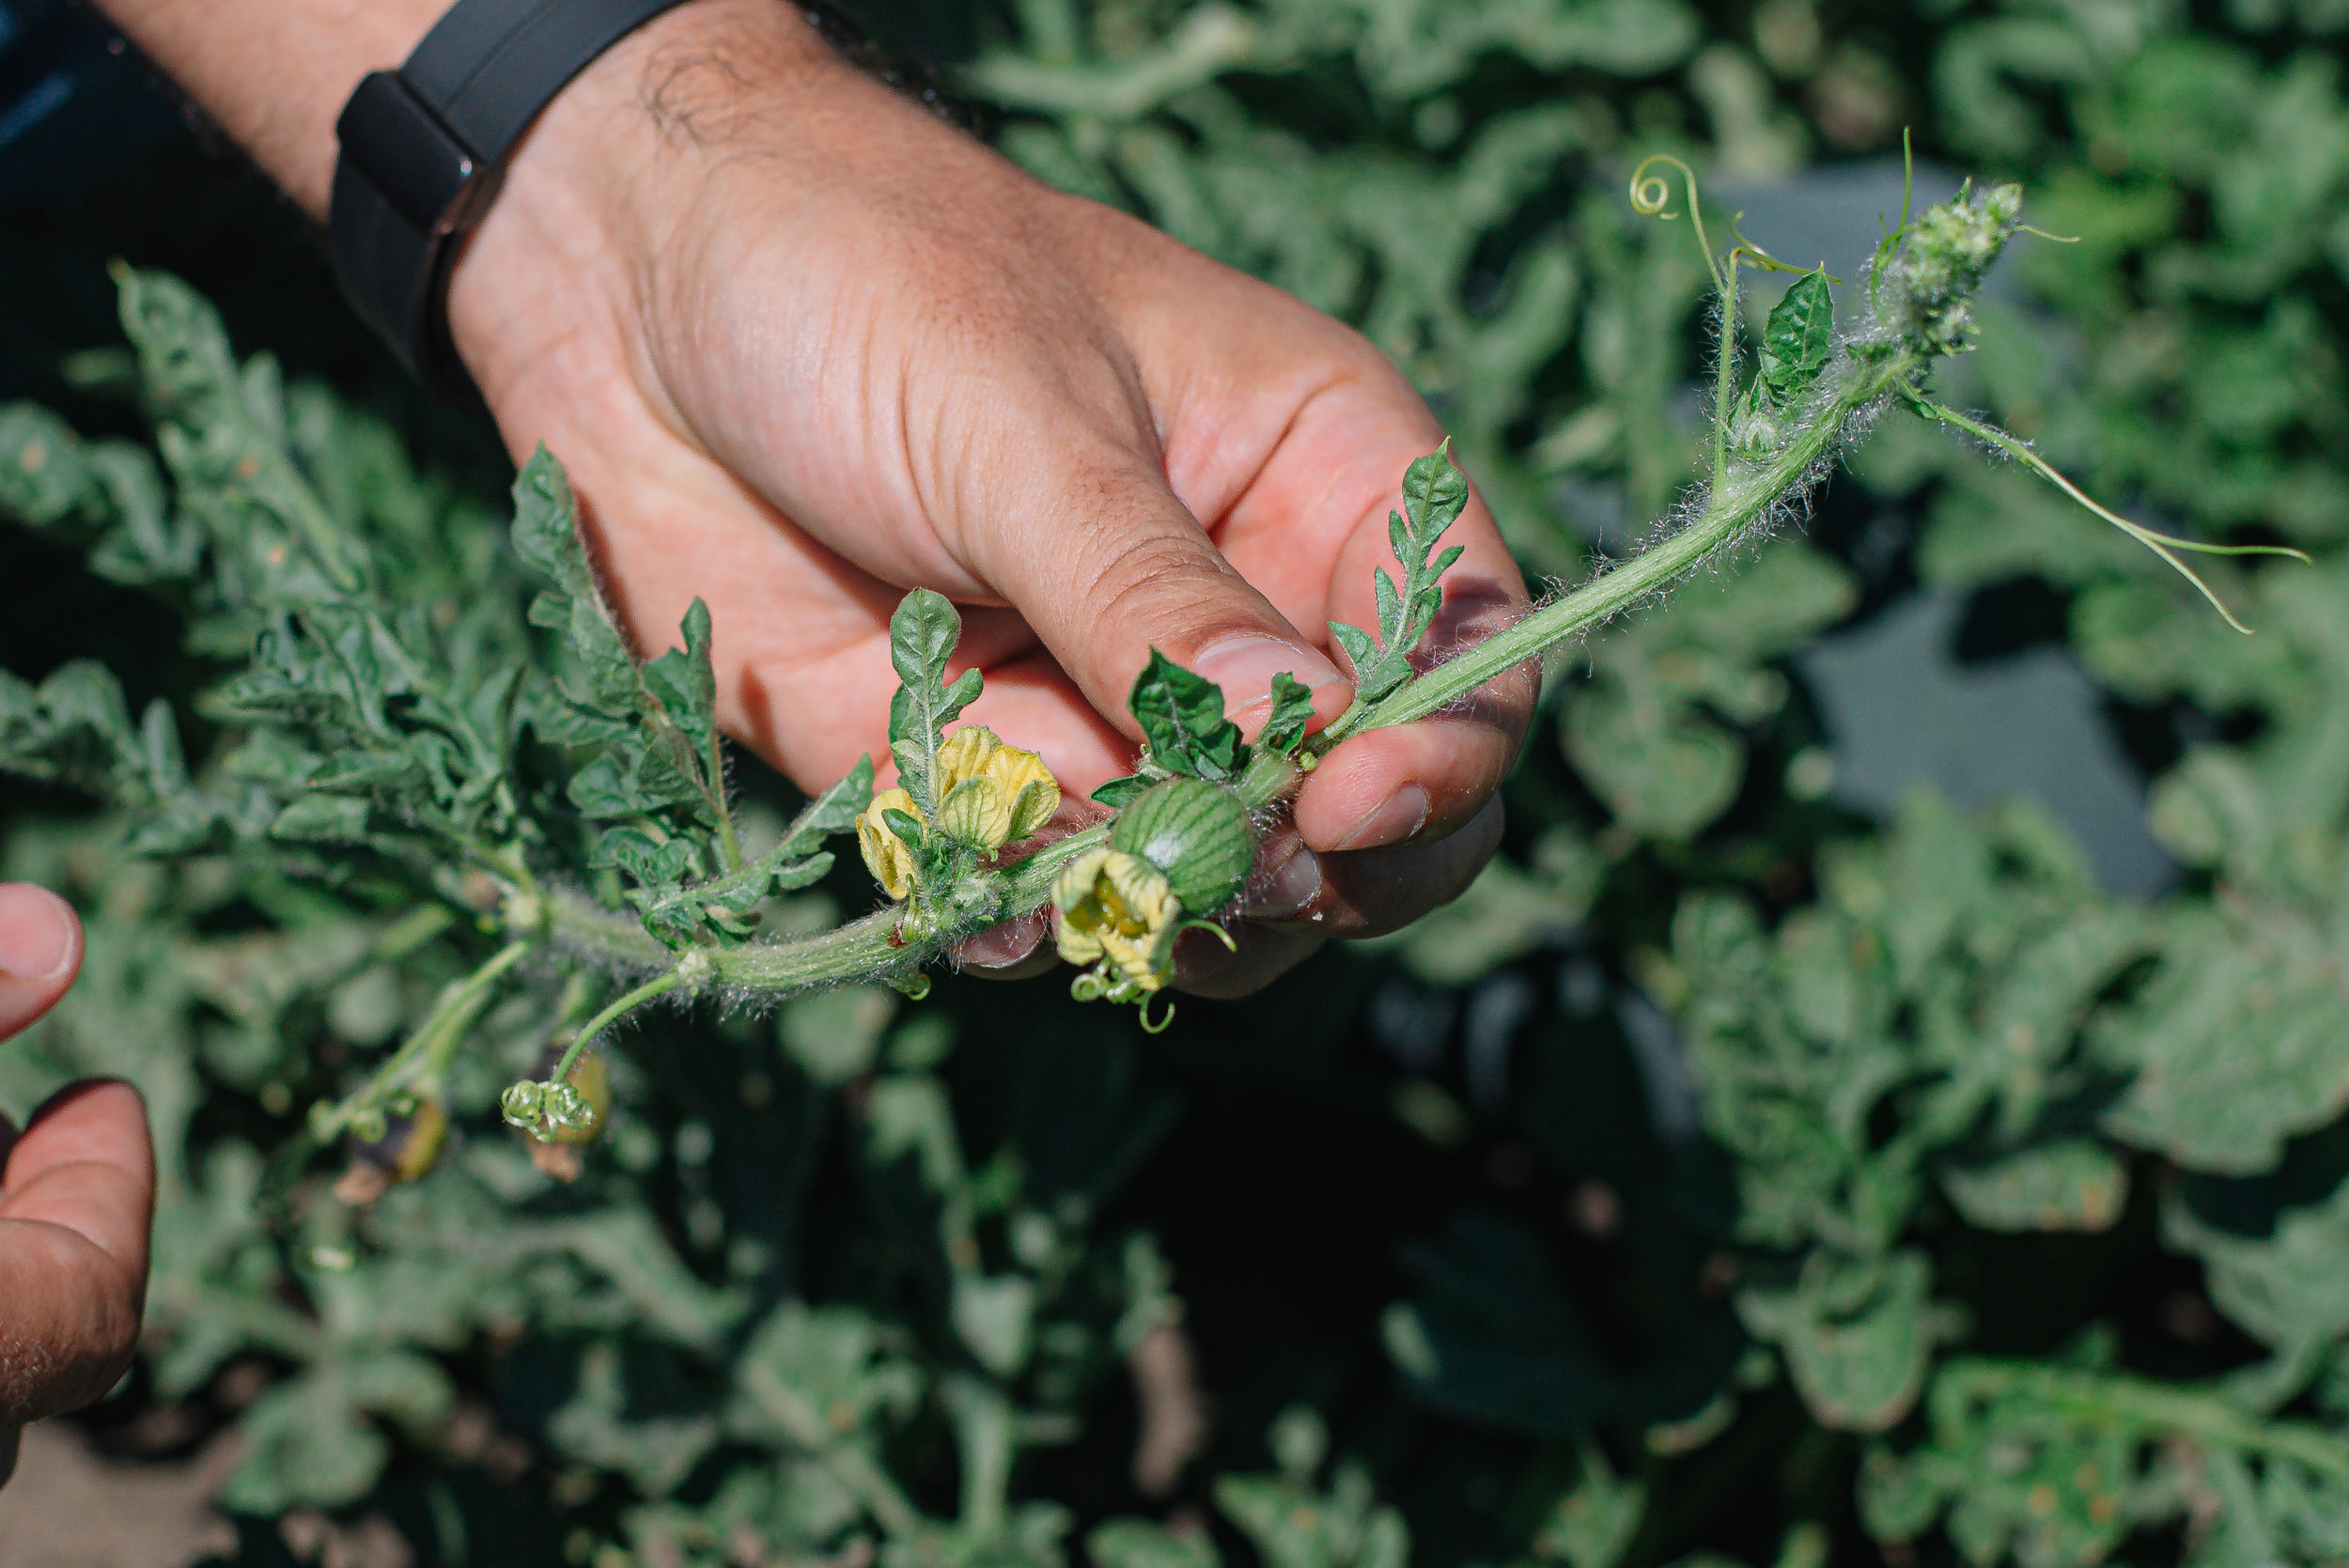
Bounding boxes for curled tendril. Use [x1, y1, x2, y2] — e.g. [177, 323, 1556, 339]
[1626, 156, 1686, 220]
[1630, 155, 1840, 288]
[1628, 154, 1726, 291]
[1140, 993, 1176, 1034]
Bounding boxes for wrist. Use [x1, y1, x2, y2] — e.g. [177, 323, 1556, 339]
[93, 0, 450, 216]
[442, 0, 845, 407]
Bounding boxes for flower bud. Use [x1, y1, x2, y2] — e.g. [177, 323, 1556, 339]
[1874, 182, 2027, 357]
[1109, 778, 1256, 917]
[501, 1054, 611, 1144]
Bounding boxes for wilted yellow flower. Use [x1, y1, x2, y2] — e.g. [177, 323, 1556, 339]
[934, 727, 1059, 850]
[1054, 847, 1181, 992]
[857, 786, 922, 899]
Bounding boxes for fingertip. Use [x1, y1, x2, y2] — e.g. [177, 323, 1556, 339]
[1252, 796, 1505, 941]
[1293, 712, 1518, 853]
[1189, 636, 1350, 737]
[0, 885, 81, 1041]
[1171, 924, 1324, 999]
[13, 1079, 154, 1194]
[954, 910, 1054, 978]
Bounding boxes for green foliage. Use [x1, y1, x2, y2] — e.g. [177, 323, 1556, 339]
[1329, 445, 1470, 706]
[9, 0, 2349, 1563]
[1128, 648, 1248, 783]
[888, 587, 986, 817]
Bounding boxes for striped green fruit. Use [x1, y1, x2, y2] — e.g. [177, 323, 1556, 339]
[1110, 778, 1256, 916]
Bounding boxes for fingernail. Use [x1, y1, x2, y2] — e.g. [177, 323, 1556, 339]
[1331, 784, 1429, 851]
[0, 885, 75, 982]
[957, 911, 1046, 970]
[1190, 637, 1347, 717]
[1241, 844, 1323, 922]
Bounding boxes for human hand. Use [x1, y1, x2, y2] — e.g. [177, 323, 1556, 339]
[443, 0, 1536, 993]
[0, 884, 154, 1486]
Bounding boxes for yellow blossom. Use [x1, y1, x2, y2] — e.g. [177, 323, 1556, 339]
[854, 729, 1061, 900]
[1053, 847, 1181, 992]
[856, 786, 922, 899]
[934, 727, 1059, 849]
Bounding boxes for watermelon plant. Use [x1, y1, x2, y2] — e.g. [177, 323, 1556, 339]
[3, 1, 2348, 1564]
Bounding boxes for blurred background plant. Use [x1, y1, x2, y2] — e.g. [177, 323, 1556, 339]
[4, 0, 2349, 1564]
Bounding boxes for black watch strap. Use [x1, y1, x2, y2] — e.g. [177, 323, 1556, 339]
[328, 0, 700, 389]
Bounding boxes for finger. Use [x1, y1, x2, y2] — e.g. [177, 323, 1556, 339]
[0, 884, 82, 1042]
[1115, 257, 1536, 851]
[2, 1081, 153, 1273]
[0, 1080, 154, 1426]
[953, 909, 1054, 979]
[1170, 924, 1325, 1001]
[955, 435, 1353, 754]
[1247, 796, 1506, 942]
[1221, 381, 1534, 855]
[526, 400, 1147, 801]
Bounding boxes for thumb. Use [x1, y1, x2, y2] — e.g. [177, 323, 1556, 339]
[978, 454, 1349, 746]
[0, 885, 83, 1042]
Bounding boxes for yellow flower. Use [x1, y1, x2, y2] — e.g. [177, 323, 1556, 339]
[934, 727, 1060, 850]
[854, 729, 1061, 900]
[1053, 847, 1181, 992]
[856, 786, 922, 899]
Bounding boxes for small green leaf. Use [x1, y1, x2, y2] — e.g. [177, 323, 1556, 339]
[767, 851, 835, 893]
[1332, 443, 1473, 706]
[1092, 774, 1153, 809]
[568, 746, 705, 820]
[1738, 1250, 1944, 1433]
[884, 590, 981, 814]
[1128, 648, 1246, 782]
[512, 449, 640, 721]
[1400, 445, 1471, 551]
[1089, 1519, 1222, 1568]
[780, 755, 875, 854]
[1939, 1140, 2128, 1233]
[640, 598, 719, 757]
[1757, 270, 1836, 408]
[1257, 673, 1316, 757]
[1330, 620, 1379, 680]
[592, 827, 700, 893]
[888, 589, 962, 706]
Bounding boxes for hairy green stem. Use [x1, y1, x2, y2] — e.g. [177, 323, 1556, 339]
[709, 728, 744, 874]
[498, 333, 1910, 1034]
[1317, 349, 1921, 743]
[512, 753, 1309, 1040]
[312, 939, 531, 1139]
[551, 971, 684, 1085]
[1712, 261, 1739, 485]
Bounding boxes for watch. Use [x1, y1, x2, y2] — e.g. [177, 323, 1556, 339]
[327, 0, 702, 389]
